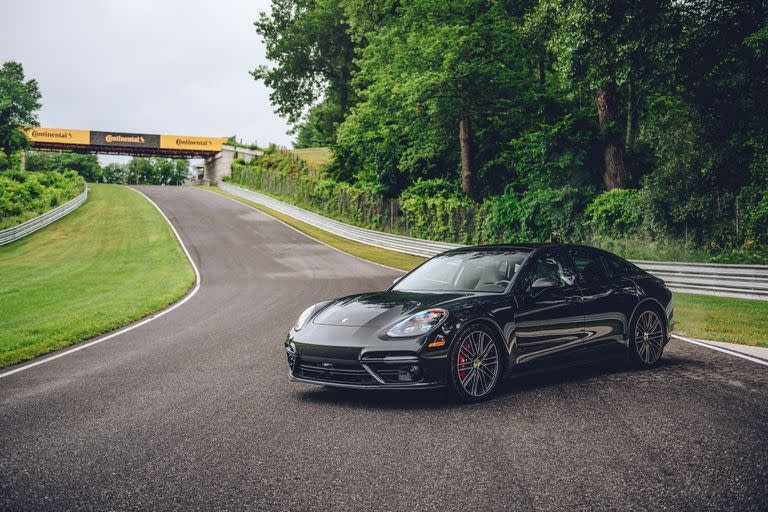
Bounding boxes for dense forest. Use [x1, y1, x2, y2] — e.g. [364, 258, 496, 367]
[250, 0, 768, 262]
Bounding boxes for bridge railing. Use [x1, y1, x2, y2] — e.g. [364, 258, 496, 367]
[219, 182, 768, 300]
[0, 187, 88, 246]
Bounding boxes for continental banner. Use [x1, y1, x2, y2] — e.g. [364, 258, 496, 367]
[26, 127, 224, 153]
[90, 131, 160, 148]
[24, 127, 90, 145]
[160, 134, 226, 152]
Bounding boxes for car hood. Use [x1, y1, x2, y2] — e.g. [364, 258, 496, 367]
[312, 290, 472, 328]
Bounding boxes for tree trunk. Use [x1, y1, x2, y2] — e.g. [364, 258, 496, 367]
[537, 54, 546, 85]
[337, 37, 353, 116]
[595, 83, 628, 190]
[459, 116, 475, 200]
[625, 77, 638, 149]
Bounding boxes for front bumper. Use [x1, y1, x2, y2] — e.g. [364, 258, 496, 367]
[288, 372, 446, 390]
[285, 326, 449, 390]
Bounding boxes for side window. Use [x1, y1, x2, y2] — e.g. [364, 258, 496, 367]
[603, 253, 629, 279]
[570, 249, 609, 285]
[524, 252, 575, 289]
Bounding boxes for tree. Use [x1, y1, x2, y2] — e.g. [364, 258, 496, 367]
[252, 0, 356, 142]
[547, 0, 674, 190]
[0, 61, 42, 168]
[26, 151, 102, 181]
[337, 0, 536, 199]
[101, 162, 129, 184]
[125, 157, 190, 185]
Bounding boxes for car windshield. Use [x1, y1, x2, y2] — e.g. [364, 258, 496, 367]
[393, 250, 531, 293]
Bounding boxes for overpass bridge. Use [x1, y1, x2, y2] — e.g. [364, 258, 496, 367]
[24, 127, 259, 183]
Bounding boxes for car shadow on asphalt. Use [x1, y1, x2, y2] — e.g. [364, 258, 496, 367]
[294, 355, 688, 410]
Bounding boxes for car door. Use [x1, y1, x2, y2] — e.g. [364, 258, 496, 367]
[566, 247, 639, 347]
[510, 249, 586, 364]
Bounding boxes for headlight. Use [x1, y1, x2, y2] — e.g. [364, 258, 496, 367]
[294, 302, 329, 331]
[386, 309, 448, 338]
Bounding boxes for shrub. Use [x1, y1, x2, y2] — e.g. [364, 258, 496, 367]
[0, 171, 85, 229]
[480, 186, 595, 244]
[585, 189, 642, 238]
[399, 179, 477, 243]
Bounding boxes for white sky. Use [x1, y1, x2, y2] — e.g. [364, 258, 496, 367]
[0, 0, 292, 160]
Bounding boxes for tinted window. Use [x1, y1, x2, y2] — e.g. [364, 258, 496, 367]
[569, 248, 609, 285]
[393, 250, 530, 293]
[523, 252, 575, 289]
[603, 253, 631, 278]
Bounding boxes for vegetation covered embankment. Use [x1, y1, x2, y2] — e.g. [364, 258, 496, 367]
[0, 170, 85, 229]
[226, 150, 767, 264]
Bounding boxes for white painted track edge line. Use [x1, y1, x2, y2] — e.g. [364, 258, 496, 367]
[0, 187, 202, 380]
[671, 334, 768, 367]
[208, 186, 408, 274]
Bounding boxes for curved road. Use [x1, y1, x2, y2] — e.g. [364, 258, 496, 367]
[1, 186, 767, 511]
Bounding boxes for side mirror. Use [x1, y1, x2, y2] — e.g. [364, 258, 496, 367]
[531, 277, 557, 290]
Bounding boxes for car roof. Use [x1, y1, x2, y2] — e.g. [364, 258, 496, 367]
[442, 243, 552, 253]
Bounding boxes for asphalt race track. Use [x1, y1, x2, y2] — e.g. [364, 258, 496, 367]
[1, 186, 767, 511]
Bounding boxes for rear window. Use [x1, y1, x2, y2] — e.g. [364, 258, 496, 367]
[602, 253, 638, 278]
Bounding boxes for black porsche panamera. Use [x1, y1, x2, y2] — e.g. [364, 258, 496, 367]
[285, 244, 674, 401]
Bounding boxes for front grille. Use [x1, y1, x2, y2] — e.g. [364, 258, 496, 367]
[296, 362, 376, 385]
[289, 346, 425, 386]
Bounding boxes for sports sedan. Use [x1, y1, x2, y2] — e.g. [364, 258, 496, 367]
[285, 244, 674, 401]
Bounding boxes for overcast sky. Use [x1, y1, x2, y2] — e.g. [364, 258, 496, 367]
[0, 0, 292, 153]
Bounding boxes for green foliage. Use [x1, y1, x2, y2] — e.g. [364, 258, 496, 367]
[585, 189, 642, 238]
[0, 61, 42, 166]
[123, 157, 190, 185]
[230, 157, 390, 230]
[252, 0, 355, 142]
[480, 186, 595, 244]
[252, 0, 768, 262]
[225, 137, 260, 150]
[26, 151, 103, 181]
[399, 179, 477, 243]
[0, 170, 84, 228]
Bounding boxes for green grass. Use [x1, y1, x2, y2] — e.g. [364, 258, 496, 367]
[213, 185, 768, 348]
[673, 293, 768, 347]
[291, 147, 332, 170]
[590, 236, 768, 265]
[0, 184, 195, 368]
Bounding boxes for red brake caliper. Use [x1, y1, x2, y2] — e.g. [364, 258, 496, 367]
[458, 345, 467, 380]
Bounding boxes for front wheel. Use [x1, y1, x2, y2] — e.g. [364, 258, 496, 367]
[448, 324, 503, 402]
[628, 307, 666, 368]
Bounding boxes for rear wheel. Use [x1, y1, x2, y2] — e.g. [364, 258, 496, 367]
[628, 307, 666, 368]
[448, 324, 503, 402]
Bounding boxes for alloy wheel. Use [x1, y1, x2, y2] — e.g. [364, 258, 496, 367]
[456, 330, 499, 397]
[634, 310, 664, 365]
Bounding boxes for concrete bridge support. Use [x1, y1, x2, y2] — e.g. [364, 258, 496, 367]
[203, 145, 261, 184]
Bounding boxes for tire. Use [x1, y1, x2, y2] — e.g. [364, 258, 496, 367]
[448, 323, 504, 402]
[628, 306, 666, 368]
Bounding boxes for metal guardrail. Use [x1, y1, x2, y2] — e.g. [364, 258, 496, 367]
[0, 187, 88, 246]
[220, 182, 768, 300]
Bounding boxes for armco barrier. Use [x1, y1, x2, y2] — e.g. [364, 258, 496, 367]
[219, 182, 768, 300]
[0, 187, 88, 246]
